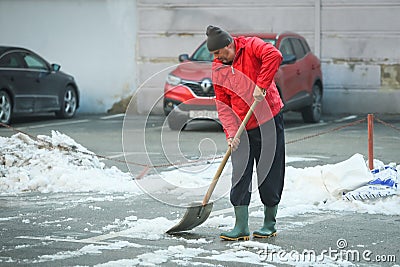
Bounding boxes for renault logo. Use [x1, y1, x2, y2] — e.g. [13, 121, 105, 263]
[200, 79, 212, 93]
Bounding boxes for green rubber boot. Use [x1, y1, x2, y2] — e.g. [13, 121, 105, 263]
[220, 206, 250, 241]
[253, 205, 278, 238]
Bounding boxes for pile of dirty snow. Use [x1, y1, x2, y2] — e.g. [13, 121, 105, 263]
[0, 132, 141, 194]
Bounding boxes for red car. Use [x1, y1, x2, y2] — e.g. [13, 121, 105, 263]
[164, 32, 323, 130]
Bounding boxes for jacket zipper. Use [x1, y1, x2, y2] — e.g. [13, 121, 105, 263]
[231, 46, 243, 75]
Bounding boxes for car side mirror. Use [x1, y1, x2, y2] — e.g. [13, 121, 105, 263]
[51, 64, 61, 72]
[281, 54, 296, 65]
[178, 54, 189, 62]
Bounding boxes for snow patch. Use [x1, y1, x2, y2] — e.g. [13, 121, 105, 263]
[0, 132, 142, 194]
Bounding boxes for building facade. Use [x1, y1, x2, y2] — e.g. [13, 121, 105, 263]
[136, 0, 400, 115]
[1, 0, 399, 114]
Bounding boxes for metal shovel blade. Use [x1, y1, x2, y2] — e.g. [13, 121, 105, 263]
[166, 201, 213, 234]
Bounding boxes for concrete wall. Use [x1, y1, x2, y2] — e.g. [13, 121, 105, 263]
[136, 0, 400, 114]
[1, 1, 399, 114]
[321, 0, 400, 114]
[0, 0, 137, 113]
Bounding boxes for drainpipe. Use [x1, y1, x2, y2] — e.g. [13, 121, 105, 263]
[314, 0, 321, 58]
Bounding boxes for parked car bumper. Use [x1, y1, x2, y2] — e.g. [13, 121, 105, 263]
[165, 98, 219, 130]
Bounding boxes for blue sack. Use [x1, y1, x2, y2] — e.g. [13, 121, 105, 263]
[368, 166, 398, 189]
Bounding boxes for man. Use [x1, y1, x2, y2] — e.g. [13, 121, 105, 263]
[206, 25, 285, 241]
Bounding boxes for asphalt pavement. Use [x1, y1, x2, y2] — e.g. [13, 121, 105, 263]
[0, 112, 399, 266]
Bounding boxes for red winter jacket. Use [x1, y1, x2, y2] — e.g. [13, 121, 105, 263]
[212, 36, 284, 139]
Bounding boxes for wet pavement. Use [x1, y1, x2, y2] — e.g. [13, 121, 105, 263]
[0, 113, 399, 266]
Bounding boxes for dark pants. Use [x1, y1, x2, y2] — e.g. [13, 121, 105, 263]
[230, 112, 285, 207]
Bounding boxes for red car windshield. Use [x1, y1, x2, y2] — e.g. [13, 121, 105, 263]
[191, 39, 276, 62]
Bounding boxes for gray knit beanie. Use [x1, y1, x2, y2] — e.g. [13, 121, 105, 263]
[206, 25, 233, 51]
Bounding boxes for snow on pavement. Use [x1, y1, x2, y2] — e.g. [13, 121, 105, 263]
[1, 132, 399, 266]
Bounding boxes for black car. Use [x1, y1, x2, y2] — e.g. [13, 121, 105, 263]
[0, 46, 79, 124]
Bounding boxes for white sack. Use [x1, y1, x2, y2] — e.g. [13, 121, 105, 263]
[322, 153, 373, 197]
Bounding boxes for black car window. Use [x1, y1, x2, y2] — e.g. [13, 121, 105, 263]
[191, 43, 213, 62]
[279, 38, 295, 56]
[290, 38, 306, 59]
[22, 53, 48, 70]
[300, 38, 310, 53]
[0, 53, 22, 68]
[262, 39, 276, 46]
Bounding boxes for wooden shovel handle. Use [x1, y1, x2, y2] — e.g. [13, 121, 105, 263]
[202, 100, 259, 205]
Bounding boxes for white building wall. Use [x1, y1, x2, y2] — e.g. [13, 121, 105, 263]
[320, 0, 400, 113]
[0, 0, 137, 113]
[136, 0, 400, 114]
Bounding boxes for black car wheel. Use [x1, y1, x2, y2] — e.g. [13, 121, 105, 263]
[56, 86, 77, 119]
[301, 84, 322, 123]
[0, 90, 12, 125]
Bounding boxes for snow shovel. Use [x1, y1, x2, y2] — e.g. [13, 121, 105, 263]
[166, 100, 259, 234]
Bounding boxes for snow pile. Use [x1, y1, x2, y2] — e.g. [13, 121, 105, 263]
[0, 132, 141, 194]
[277, 154, 400, 216]
[282, 153, 373, 206]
